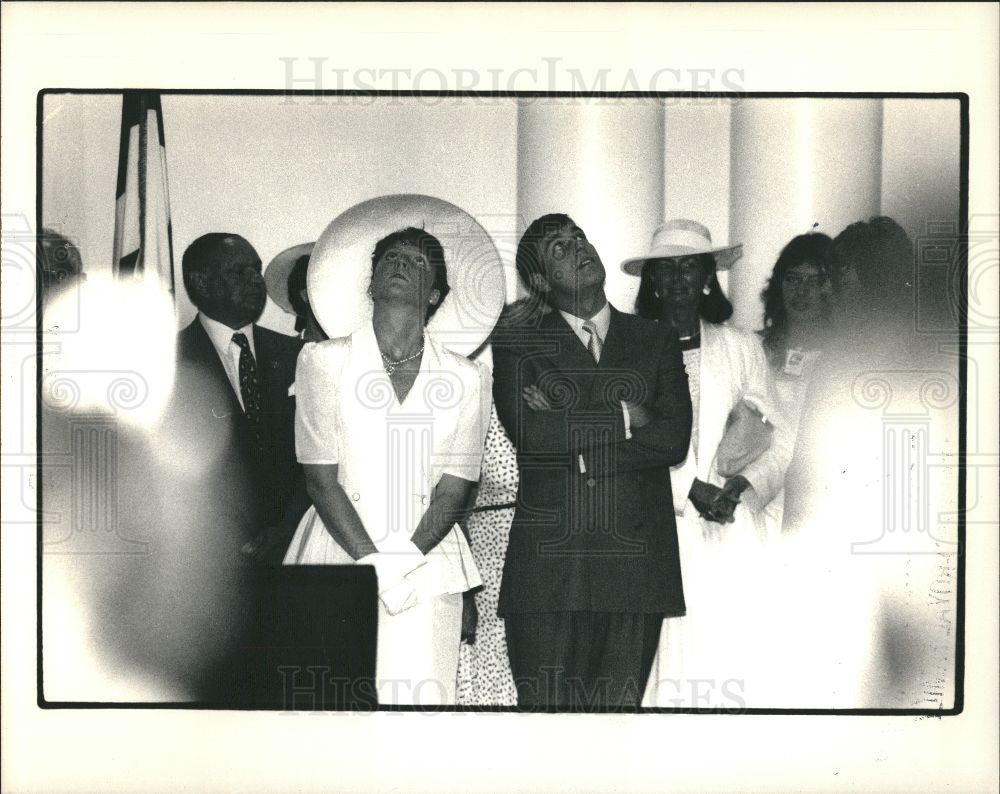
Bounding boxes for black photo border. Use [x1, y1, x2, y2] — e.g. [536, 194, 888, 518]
[35, 88, 969, 717]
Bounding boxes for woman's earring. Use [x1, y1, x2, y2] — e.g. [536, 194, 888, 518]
[654, 290, 660, 299]
[702, 283, 712, 296]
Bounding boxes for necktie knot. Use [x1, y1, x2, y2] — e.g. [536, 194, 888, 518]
[232, 332, 251, 351]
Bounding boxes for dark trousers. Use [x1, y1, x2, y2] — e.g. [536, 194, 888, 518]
[505, 611, 662, 708]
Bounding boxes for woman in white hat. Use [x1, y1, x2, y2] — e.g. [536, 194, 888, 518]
[622, 218, 782, 707]
[264, 242, 327, 342]
[283, 195, 504, 706]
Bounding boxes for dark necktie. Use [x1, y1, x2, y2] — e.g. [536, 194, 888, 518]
[231, 332, 262, 450]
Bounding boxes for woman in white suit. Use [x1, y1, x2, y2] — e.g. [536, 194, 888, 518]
[283, 198, 505, 707]
[622, 219, 783, 707]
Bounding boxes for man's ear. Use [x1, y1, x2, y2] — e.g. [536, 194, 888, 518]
[529, 272, 549, 294]
[428, 288, 441, 307]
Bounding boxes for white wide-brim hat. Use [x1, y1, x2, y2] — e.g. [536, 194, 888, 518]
[621, 218, 743, 276]
[265, 242, 314, 314]
[308, 194, 506, 357]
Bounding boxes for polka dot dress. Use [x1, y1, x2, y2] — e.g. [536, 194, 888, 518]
[456, 404, 518, 706]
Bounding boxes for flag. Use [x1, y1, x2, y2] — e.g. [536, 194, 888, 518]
[113, 91, 175, 295]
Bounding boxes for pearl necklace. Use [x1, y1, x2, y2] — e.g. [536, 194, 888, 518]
[381, 345, 424, 376]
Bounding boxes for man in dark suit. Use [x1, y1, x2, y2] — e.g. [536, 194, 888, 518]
[492, 214, 692, 708]
[174, 233, 306, 562]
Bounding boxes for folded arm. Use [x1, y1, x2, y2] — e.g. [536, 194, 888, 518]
[579, 330, 693, 478]
[493, 341, 576, 455]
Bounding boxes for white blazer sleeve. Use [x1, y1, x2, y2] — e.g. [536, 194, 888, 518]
[294, 340, 347, 465]
[732, 332, 787, 510]
[440, 359, 493, 483]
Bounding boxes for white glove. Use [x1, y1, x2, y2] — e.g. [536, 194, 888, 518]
[356, 540, 427, 614]
[378, 577, 419, 616]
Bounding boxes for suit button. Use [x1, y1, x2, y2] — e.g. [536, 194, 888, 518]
[352, 492, 360, 501]
[421, 496, 428, 505]
[587, 478, 596, 488]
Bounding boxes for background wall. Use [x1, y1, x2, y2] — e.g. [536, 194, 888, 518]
[162, 95, 519, 333]
[40, 95, 961, 334]
[663, 99, 732, 295]
[41, 93, 123, 284]
[882, 97, 962, 242]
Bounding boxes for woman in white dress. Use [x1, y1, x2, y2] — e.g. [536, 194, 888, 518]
[755, 232, 833, 534]
[284, 225, 492, 706]
[622, 219, 783, 707]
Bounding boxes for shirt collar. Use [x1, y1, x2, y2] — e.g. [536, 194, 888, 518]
[559, 301, 611, 341]
[198, 312, 254, 356]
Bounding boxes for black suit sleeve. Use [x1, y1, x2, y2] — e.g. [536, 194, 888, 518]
[493, 331, 575, 456]
[579, 325, 692, 478]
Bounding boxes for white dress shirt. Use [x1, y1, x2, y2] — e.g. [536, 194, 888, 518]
[558, 301, 611, 356]
[198, 312, 256, 411]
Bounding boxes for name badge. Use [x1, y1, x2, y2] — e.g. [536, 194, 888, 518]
[783, 349, 806, 377]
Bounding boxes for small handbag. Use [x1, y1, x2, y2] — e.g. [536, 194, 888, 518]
[714, 398, 774, 477]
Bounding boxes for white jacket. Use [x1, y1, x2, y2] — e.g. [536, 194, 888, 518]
[670, 321, 784, 517]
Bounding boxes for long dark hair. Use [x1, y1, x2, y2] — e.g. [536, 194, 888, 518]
[759, 232, 833, 366]
[634, 253, 733, 324]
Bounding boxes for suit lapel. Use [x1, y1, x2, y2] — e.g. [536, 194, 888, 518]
[180, 318, 244, 419]
[252, 325, 274, 409]
[538, 310, 596, 372]
[595, 307, 629, 371]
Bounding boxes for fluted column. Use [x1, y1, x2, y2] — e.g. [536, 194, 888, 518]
[516, 99, 664, 312]
[729, 99, 883, 330]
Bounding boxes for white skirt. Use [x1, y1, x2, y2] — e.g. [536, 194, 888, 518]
[283, 507, 468, 706]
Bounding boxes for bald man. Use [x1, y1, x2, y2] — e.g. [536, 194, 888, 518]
[173, 233, 305, 563]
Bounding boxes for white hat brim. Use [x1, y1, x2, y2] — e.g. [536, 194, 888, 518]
[308, 194, 506, 357]
[265, 242, 314, 314]
[621, 243, 743, 276]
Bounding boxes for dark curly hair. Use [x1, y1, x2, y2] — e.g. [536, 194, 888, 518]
[634, 253, 733, 324]
[515, 213, 574, 301]
[370, 226, 450, 322]
[759, 232, 833, 366]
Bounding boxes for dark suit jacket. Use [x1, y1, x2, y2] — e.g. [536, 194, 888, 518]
[173, 318, 305, 542]
[493, 306, 692, 616]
